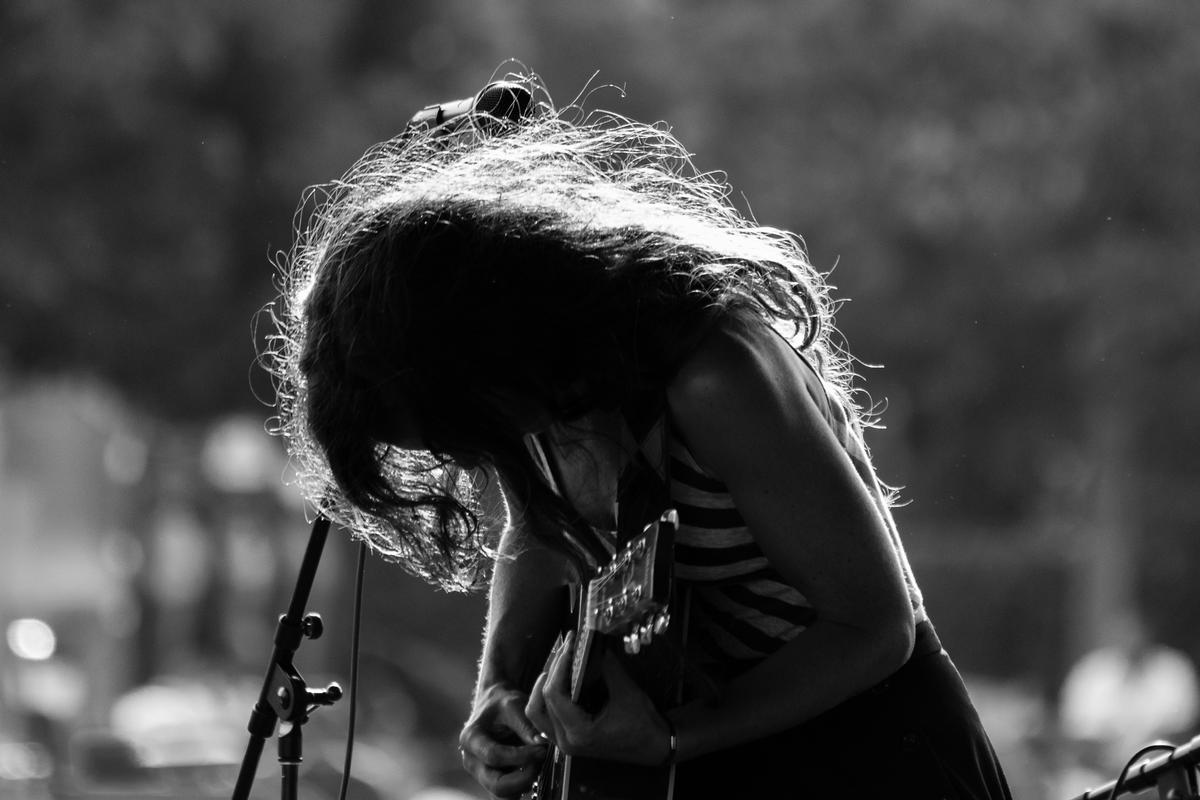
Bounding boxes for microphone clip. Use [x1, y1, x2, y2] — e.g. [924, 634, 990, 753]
[406, 80, 535, 138]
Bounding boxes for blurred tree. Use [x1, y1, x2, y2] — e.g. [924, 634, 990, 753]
[0, 1, 341, 419]
[2, 0, 1199, 692]
[503, 0, 1200, 681]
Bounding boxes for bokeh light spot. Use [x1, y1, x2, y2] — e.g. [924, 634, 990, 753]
[6, 618, 57, 661]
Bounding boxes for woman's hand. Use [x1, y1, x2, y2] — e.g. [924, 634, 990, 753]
[459, 683, 549, 799]
[525, 631, 671, 766]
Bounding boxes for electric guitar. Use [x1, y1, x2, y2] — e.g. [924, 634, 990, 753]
[529, 507, 681, 800]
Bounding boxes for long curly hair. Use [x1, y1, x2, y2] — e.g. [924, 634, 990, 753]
[267, 75, 857, 591]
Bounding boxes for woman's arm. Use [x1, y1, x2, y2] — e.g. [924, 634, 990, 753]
[474, 524, 575, 701]
[460, 523, 573, 797]
[663, 319, 916, 761]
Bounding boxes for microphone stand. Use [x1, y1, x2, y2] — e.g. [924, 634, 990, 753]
[1066, 734, 1200, 800]
[232, 515, 343, 800]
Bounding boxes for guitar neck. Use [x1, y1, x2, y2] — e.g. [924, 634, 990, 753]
[530, 509, 681, 800]
[572, 591, 619, 714]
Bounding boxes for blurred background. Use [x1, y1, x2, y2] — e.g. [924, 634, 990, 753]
[2, 1, 1199, 798]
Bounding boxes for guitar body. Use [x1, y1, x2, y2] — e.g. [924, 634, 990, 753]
[539, 752, 673, 800]
[532, 636, 679, 800]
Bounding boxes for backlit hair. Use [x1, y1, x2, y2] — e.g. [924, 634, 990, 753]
[267, 74, 855, 591]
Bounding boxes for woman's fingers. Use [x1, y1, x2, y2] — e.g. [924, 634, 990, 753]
[524, 668, 552, 736]
[494, 688, 546, 747]
[545, 631, 574, 695]
[460, 727, 546, 798]
[543, 632, 583, 717]
[526, 632, 577, 738]
[459, 686, 550, 798]
[541, 632, 596, 754]
[448, 674, 550, 799]
[462, 729, 543, 769]
[489, 760, 543, 798]
[466, 759, 541, 799]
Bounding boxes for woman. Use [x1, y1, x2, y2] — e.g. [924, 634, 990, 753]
[271, 78, 1012, 798]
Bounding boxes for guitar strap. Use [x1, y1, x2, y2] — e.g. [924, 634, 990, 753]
[618, 396, 723, 713]
[524, 392, 672, 564]
[613, 393, 702, 716]
[615, 397, 671, 545]
[524, 432, 614, 570]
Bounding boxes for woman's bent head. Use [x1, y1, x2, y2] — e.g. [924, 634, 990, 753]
[269, 76, 844, 589]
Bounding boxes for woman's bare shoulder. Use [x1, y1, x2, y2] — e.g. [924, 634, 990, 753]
[666, 318, 829, 474]
[669, 318, 820, 409]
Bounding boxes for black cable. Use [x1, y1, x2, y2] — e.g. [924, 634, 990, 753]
[1105, 741, 1178, 800]
[337, 541, 368, 800]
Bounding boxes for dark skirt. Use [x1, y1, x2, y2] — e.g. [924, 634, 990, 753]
[672, 622, 1013, 799]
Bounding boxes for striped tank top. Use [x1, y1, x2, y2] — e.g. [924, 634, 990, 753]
[670, 352, 927, 677]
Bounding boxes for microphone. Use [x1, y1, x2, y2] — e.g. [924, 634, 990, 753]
[406, 80, 534, 134]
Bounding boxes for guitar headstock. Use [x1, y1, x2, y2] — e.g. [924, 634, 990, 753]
[584, 508, 677, 655]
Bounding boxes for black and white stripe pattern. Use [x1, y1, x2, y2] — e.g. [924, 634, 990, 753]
[669, 355, 927, 671]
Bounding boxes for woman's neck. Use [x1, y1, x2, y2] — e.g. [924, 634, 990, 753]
[537, 410, 626, 532]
